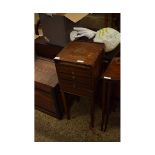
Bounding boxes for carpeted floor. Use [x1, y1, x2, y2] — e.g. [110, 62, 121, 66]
[35, 97, 120, 142]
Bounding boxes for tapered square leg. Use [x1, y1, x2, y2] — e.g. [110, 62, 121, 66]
[60, 90, 70, 120]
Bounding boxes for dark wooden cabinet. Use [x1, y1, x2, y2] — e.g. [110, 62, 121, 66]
[101, 57, 120, 131]
[35, 36, 63, 59]
[54, 41, 105, 127]
[35, 57, 64, 119]
[35, 37, 64, 119]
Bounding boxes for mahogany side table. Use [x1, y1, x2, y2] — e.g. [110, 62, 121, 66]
[54, 41, 104, 128]
[101, 57, 120, 131]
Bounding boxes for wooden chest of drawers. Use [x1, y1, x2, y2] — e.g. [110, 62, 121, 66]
[54, 41, 104, 127]
[35, 57, 64, 119]
[56, 61, 93, 96]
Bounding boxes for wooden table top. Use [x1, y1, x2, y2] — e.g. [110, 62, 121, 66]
[55, 41, 104, 66]
[102, 57, 120, 81]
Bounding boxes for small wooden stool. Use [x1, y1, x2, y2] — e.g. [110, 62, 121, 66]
[101, 57, 120, 131]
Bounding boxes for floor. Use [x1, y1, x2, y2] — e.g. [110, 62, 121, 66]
[35, 97, 120, 142]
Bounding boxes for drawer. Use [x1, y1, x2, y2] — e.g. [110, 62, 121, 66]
[59, 79, 93, 91]
[35, 89, 56, 113]
[58, 73, 93, 87]
[56, 62, 92, 78]
[59, 80, 93, 96]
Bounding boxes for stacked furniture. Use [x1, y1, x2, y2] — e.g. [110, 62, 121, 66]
[35, 37, 64, 119]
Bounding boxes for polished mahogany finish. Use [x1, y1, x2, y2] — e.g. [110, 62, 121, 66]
[101, 57, 120, 131]
[35, 36, 63, 59]
[101, 57, 120, 81]
[35, 57, 64, 119]
[56, 41, 104, 65]
[54, 41, 105, 128]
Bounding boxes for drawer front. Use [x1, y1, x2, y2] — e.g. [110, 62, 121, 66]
[55, 61, 94, 96]
[60, 81, 93, 96]
[35, 89, 56, 113]
[58, 73, 93, 88]
[56, 62, 92, 78]
[59, 79, 93, 95]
